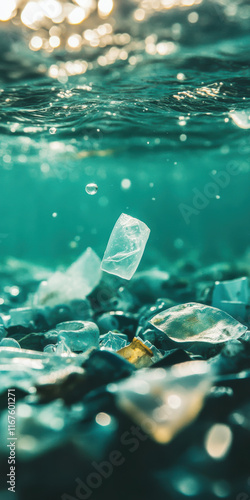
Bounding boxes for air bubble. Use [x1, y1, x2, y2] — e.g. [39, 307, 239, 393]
[85, 183, 98, 195]
[49, 127, 57, 134]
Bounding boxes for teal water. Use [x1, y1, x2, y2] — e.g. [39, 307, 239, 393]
[1, 4, 250, 500]
[0, 1, 249, 270]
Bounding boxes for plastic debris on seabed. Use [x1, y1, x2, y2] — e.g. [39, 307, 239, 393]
[143, 340, 163, 363]
[55, 320, 100, 352]
[101, 213, 150, 280]
[117, 337, 153, 368]
[149, 302, 247, 344]
[44, 340, 73, 356]
[0, 338, 21, 349]
[35, 248, 101, 307]
[54, 339, 72, 355]
[212, 276, 249, 320]
[109, 361, 212, 443]
[100, 332, 128, 351]
[0, 347, 85, 392]
[8, 307, 34, 328]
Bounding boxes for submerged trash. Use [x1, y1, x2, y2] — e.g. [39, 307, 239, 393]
[143, 339, 163, 363]
[150, 302, 247, 344]
[212, 276, 249, 320]
[1, 257, 250, 499]
[55, 339, 72, 355]
[110, 361, 212, 443]
[85, 183, 98, 195]
[0, 338, 21, 349]
[101, 213, 150, 280]
[35, 247, 101, 307]
[117, 337, 153, 368]
[55, 320, 99, 352]
[0, 347, 85, 393]
[100, 331, 128, 351]
[8, 307, 34, 328]
[43, 340, 72, 356]
[213, 277, 249, 304]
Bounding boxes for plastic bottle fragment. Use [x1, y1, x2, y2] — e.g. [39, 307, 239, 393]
[101, 213, 150, 280]
[149, 302, 247, 344]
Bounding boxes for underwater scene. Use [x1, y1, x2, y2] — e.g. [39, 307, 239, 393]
[0, 1, 250, 499]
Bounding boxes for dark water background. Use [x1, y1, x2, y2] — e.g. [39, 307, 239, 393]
[0, 0, 249, 270]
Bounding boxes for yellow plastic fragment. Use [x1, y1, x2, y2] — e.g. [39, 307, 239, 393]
[117, 337, 153, 368]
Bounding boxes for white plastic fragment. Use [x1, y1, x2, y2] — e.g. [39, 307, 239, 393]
[35, 247, 101, 307]
[101, 213, 150, 280]
[149, 302, 247, 344]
